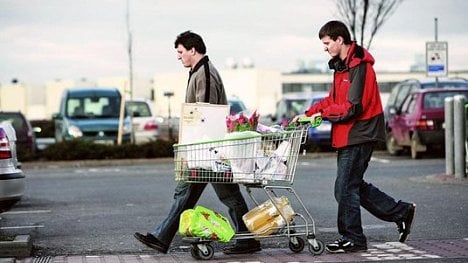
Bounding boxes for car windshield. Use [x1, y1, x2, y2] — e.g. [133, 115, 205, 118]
[229, 100, 247, 115]
[66, 96, 121, 118]
[423, 91, 468, 109]
[127, 101, 152, 117]
[0, 113, 26, 132]
[285, 99, 308, 118]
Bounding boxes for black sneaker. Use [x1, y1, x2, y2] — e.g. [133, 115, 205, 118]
[223, 239, 261, 254]
[134, 232, 169, 253]
[397, 203, 416, 242]
[325, 238, 367, 253]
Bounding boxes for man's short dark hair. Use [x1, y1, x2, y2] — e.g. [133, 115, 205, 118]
[174, 31, 207, 54]
[318, 20, 352, 45]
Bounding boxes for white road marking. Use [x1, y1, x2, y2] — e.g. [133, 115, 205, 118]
[0, 225, 44, 230]
[319, 224, 390, 232]
[371, 157, 390, 163]
[2, 209, 51, 215]
[363, 242, 441, 261]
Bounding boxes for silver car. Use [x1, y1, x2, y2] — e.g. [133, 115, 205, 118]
[0, 123, 25, 211]
[126, 99, 160, 144]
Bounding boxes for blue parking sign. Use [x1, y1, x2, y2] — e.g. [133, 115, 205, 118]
[426, 41, 448, 77]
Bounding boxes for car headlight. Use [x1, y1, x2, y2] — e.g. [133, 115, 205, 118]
[68, 125, 83, 138]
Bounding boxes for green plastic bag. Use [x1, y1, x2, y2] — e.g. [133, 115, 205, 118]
[179, 205, 235, 242]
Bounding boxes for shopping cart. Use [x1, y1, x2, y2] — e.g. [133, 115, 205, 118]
[173, 117, 324, 260]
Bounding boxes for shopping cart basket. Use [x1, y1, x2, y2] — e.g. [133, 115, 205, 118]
[173, 117, 324, 260]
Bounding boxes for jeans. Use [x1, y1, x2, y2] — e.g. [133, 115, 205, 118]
[151, 181, 250, 246]
[335, 142, 410, 246]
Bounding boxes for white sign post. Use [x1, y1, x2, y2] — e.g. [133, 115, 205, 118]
[426, 41, 448, 77]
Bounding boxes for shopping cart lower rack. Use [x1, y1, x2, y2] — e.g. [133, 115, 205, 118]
[173, 125, 324, 260]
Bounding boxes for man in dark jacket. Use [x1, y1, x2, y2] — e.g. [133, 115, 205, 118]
[134, 31, 260, 254]
[299, 21, 416, 253]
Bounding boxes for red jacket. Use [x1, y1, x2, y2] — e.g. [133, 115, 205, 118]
[305, 42, 385, 148]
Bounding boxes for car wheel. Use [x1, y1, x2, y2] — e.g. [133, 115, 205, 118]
[386, 132, 402, 156]
[55, 131, 63, 143]
[410, 134, 425, 159]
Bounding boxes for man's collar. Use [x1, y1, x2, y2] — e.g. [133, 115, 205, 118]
[190, 56, 209, 74]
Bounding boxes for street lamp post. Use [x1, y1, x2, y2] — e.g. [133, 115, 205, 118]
[164, 91, 175, 140]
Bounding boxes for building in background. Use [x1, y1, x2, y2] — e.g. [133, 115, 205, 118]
[152, 68, 282, 118]
[1, 69, 468, 121]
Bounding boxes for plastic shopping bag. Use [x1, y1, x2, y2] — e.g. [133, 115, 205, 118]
[255, 140, 291, 181]
[178, 205, 235, 242]
[242, 196, 295, 237]
[223, 131, 261, 183]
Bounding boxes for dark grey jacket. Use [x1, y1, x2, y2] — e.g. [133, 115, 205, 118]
[185, 56, 228, 105]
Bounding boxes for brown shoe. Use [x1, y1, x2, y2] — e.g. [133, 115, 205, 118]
[223, 240, 261, 254]
[134, 232, 169, 253]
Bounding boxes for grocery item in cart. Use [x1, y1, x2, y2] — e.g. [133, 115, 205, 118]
[255, 140, 291, 181]
[179, 205, 235, 242]
[223, 131, 261, 182]
[242, 196, 295, 236]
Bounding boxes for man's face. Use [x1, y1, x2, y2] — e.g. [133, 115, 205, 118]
[321, 35, 343, 58]
[176, 44, 193, 68]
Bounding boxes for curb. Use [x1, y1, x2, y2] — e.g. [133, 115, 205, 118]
[19, 152, 340, 170]
[0, 235, 31, 258]
[425, 173, 468, 184]
[21, 158, 173, 170]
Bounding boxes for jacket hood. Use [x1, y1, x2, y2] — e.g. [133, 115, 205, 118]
[346, 42, 374, 68]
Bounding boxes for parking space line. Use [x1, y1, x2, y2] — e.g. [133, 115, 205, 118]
[2, 209, 51, 215]
[0, 225, 45, 230]
[319, 224, 390, 233]
[371, 157, 390, 163]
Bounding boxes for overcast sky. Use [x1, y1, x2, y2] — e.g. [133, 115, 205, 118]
[1, 0, 467, 85]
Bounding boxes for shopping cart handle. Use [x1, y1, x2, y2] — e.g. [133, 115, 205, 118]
[297, 116, 322, 128]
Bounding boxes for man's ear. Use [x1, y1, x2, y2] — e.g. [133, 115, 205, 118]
[337, 36, 344, 45]
[190, 48, 196, 55]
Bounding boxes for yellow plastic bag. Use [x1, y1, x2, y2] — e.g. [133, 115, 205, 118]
[179, 205, 235, 242]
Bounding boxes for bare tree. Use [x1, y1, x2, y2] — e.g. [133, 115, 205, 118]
[335, 0, 404, 50]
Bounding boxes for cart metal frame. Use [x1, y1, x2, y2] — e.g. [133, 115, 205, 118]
[173, 121, 324, 260]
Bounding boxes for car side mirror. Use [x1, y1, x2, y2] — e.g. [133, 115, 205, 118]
[389, 106, 402, 116]
[52, 113, 62, 119]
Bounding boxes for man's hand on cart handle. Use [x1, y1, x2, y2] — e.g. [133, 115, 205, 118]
[292, 113, 322, 128]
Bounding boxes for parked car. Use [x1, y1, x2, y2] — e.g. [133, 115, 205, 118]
[384, 78, 468, 128]
[0, 111, 36, 156]
[126, 99, 160, 143]
[302, 94, 332, 148]
[0, 123, 25, 211]
[228, 97, 248, 115]
[386, 88, 468, 159]
[271, 93, 311, 125]
[53, 87, 131, 144]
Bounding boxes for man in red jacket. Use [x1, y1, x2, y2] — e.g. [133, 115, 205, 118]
[298, 20, 416, 253]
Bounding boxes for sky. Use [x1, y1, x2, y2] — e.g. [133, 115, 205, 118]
[1, 0, 467, 85]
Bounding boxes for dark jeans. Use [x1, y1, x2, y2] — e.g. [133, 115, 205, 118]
[151, 181, 250, 246]
[335, 142, 410, 246]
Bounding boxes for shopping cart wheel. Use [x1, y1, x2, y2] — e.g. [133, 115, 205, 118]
[288, 236, 305, 253]
[191, 243, 214, 260]
[308, 239, 325, 255]
[190, 244, 201, 260]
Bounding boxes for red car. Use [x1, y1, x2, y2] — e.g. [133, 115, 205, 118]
[386, 88, 468, 159]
